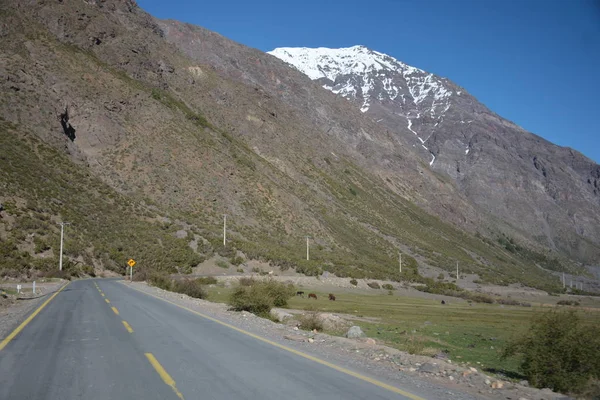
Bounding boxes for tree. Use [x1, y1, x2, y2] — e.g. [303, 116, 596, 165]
[502, 311, 600, 395]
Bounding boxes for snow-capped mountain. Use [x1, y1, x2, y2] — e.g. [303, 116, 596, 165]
[268, 45, 464, 166]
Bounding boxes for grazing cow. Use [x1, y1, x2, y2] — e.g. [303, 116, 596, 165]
[328, 293, 336, 301]
[308, 293, 317, 300]
[296, 291, 305, 297]
[441, 300, 446, 305]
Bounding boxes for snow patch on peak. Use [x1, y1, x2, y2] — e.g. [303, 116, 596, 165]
[268, 45, 455, 130]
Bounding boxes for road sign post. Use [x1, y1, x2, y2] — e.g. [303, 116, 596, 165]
[127, 259, 136, 281]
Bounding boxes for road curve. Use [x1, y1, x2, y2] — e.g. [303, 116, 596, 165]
[0, 279, 431, 400]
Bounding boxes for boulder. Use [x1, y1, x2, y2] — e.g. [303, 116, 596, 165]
[418, 363, 440, 374]
[270, 308, 294, 322]
[317, 313, 345, 330]
[345, 326, 366, 338]
[174, 230, 188, 239]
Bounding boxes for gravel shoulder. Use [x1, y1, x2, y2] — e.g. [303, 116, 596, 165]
[0, 280, 67, 342]
[124, 280, 571, 400]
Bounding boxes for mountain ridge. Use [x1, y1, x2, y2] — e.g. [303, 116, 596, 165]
[0, 1, 596, 292]
[268, 45, 600, 265]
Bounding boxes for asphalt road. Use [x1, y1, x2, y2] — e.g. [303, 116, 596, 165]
[0, 279, 426, 400]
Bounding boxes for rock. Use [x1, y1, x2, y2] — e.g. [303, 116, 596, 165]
[364, 338, 376, 345]
[408, 367, 417, 372]
[518, 380, 529, 387]
[469, 367, 478, 372]
[491, 381, 503, 389]
[293, 326, 299, 331]
[484, 379, 491, 385]
[284, 334, 306, 342]
[270, 308, 293, 322]
[308, 338, 314, 343]
[317, 313, 345, 331]
[345, 326, 366, 338]
[418, 363, 440, 374]
[174, 229, 188, 239]
[518, 398, 530, 400]
[449, 376, 454, 381]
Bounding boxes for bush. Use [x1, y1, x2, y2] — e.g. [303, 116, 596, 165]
[502, 311, 600, 394]
[215, 260, 229, 269]
[496, 298, 522, 306]
[230, 256, 244, 266]
[229, 279, 296, 315]
[367, 282, 381, 289]
[350, 278, 358, 286]
[172, 279, 207, 299]
[132, 269, 149, 282]
[382, 283, 395, 290]
[557, 300, 580, 306]
[239, 277, 256, 286]
[148, 272, 173, 291]
[298, 309, 324, 331]
[195, 276, 217, 285]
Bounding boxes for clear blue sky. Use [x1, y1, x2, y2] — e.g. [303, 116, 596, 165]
[138, 0, 600, 163]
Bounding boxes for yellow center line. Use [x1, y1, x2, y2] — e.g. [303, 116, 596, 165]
[0, 282, 70, 352]
[101, 293, 105, 297]
[123, 282, 424, 400]
[145, 353, 184, 399]
[111, 306, 119, 315]
[105, 298, 110, 304]
[121, 320, 134, 333]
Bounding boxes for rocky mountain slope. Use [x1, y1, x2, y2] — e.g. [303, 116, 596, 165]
[269, 46, 600, 265]
[0, 0, 595, 290]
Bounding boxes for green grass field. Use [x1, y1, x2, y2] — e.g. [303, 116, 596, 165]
[205, 284, 600, 377]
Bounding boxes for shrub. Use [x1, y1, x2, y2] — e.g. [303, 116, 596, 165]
[172, 279, 207, 299]
[132, 269, 149, 282]
[215, 260, 229, 269]
[239, 277, 256, 286]
[367, 282, 381, 289]
[229, 285, 273, 315]
[229, 279, 296, 315]
[466, 293, 494, 304]
[148, 272, 173, 291]
[195, 276, 217, 285]
[236, 267, 244, 273]
[350, 278, 358, 286]
[298, 309, 324, 331]
[496, 298, 522, 306]
[179, 264, 193, 274]
[502, 311, 600, 394]
[437, 273, 445, 280]
[230, 256, 244, 266]
[382, 283, 395, 290]
[557, 300, 580, 306]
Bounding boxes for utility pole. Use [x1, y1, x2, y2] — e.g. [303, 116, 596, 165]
[58, 222, 71, 271]
[223, 214, 227, 247]
[456, 261, 459, 281]
[306, 236, 310, 261]
[398, 252, 402, 274]
[562, 272, 565, 288]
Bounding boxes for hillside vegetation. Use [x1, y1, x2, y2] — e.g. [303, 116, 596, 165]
[0, 1, 590, 292]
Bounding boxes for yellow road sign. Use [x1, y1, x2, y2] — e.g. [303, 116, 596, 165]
[127, 259, 136, 267]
